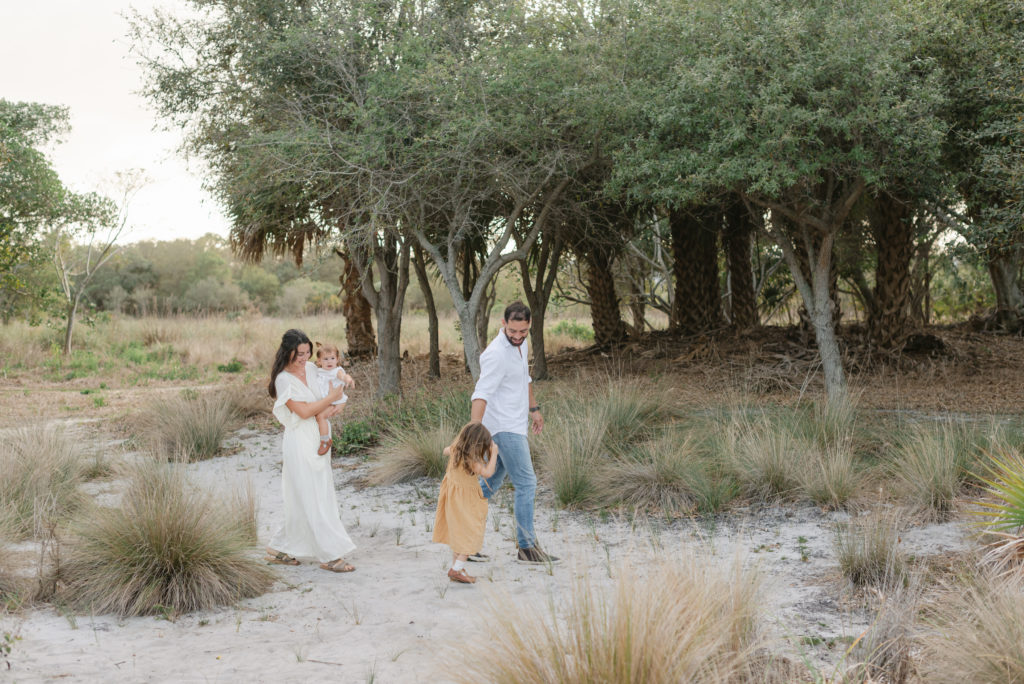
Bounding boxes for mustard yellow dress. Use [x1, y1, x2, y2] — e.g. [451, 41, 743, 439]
[432, 451, 488, 555]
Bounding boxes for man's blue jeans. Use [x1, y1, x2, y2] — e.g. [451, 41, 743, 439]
[480, 431, 537, 550]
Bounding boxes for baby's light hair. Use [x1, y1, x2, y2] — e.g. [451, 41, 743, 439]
[314, 342, 342, 367]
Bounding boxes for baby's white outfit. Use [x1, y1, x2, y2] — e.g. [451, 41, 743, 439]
[316, 367, 349, 406]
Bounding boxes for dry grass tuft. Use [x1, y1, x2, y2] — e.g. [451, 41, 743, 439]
[846, 576, 923, 684]
[535, 402, 609, 508]
[0, 425, 90, 540]
[890, 420, 983, 520]
[367, 421, 454, 485]
[60, 461, 274, 617]
[833, 511, 908, 589]
[594, 434, 710, 514]
[453, 554, 766, 684]
[135, 391, 236, 462]
[722, 413, 806, 501]
[218, 383, 271, 422]
[920, 572, 1024, 683]
[797, 445, 861, 510]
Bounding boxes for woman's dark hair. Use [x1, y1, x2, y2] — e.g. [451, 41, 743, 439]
[268, 329, 312, 398]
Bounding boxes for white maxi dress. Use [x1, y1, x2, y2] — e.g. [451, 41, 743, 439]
[267, 362, 356, 563]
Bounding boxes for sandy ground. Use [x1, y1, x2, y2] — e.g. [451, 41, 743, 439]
[0, 421, 975, 684]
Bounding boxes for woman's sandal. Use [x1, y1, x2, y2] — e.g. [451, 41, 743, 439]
[265, 551, 300, 566]
[320, 558, 355, 573]
[317, 438, 333, 456]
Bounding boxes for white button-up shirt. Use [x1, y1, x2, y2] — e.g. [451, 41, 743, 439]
[471, 330, 532, 436]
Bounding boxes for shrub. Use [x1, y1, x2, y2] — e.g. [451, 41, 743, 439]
[0, 425, 89, 540]
[60, 462, 274, 617]
[548, 319, 595, 342]
[135, 391, 235, 462]
[920, 573, 1024, 683]
[833, 511, 907, 589]
[334, 419, 377, 456]
[452, 555, 767, 684]
[216, 358, 244, 373]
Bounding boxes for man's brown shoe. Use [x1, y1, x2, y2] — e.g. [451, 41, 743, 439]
[448, 568, 476, 584]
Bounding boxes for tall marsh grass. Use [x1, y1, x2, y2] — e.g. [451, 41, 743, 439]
[0, 426, 90, 540]
[61, 461, 274, 617]
[454, 555, 769, 684]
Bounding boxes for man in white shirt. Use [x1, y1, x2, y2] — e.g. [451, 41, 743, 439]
[470, 301, 560, 565]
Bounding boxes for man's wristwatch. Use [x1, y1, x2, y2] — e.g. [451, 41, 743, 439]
[529, 405, 541, 413]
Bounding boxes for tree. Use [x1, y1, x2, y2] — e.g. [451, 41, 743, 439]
[613, 0, 948, 402]
[50, 183, 126, 354]
[928, 0, 1024, 330]
[0, 100, 70, 322]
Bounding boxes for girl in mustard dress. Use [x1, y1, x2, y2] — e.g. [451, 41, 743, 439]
[432, 422, 499, 584]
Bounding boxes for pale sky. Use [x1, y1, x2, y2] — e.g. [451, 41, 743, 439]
[0, 0, 230, 243]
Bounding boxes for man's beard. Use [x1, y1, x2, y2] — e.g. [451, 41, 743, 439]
[504, 331, 526, 346]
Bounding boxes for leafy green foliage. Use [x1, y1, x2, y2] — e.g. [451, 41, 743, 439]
[333, 419, 377, 456]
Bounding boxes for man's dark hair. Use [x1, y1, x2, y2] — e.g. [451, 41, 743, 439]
[504, 300, 531, 323]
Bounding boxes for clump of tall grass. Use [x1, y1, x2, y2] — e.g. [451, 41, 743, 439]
[713, 400, 863, 506]
[453, 555, 768, 683]
[797, 445, 861, 510]
[135, 391, 235, 462]
[920, 572, 1024, 683]
[60, 461, 274, 617]
[534, 407, 607, 507]
[599, 383, 677, 455]
[594, 434, 716, 514]
[890, 419, 988, 519]
[218, 383, 271, 422]
[368, 420, 454, 485]
[720, 413, 806, 501]
[535, 381, 677, 508]
[846, 575, 923, 684]
[833, 511, 907, 589]
[0, 425, 90, 540]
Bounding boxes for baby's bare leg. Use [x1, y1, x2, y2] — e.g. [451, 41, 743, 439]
[316, 412, 329, 438]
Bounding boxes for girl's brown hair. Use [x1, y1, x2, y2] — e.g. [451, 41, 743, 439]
[450, 422, 493, 475]
[314, 342, 342, 367]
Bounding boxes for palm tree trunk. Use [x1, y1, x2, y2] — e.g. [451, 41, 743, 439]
[670, 207, 722, 335]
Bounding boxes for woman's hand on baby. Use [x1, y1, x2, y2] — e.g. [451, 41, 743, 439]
[328, 383, 347, 400]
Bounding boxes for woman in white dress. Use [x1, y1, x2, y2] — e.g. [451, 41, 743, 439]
[265, 329, 356, 573]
